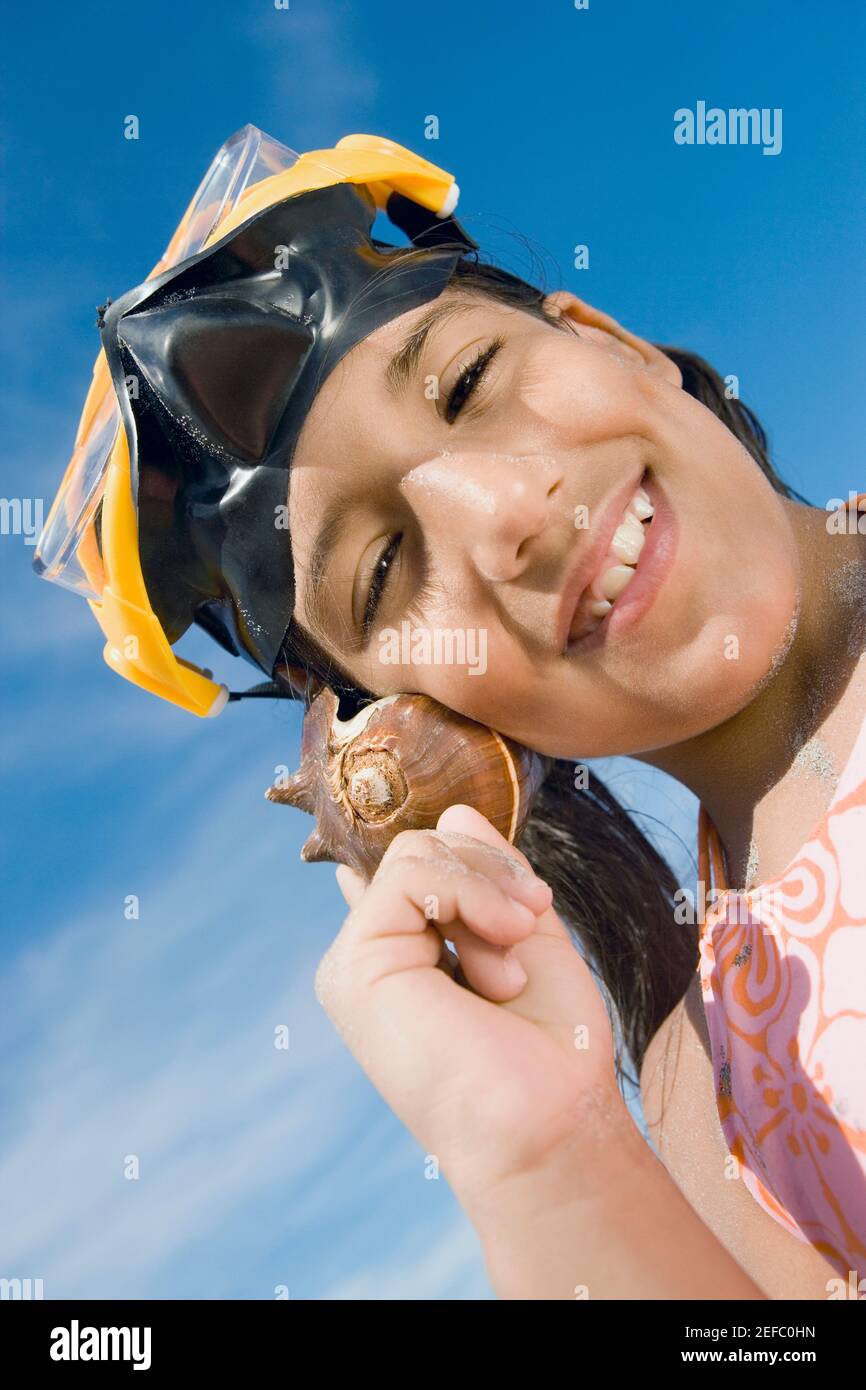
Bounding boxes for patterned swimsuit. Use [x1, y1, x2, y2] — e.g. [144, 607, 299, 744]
[697, 493, 866, 1281]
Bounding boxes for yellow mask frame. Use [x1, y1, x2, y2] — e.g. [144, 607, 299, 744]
[34, 128, 464, 717]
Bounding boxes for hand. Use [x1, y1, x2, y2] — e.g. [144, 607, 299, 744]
[316, 802, 623, 1218]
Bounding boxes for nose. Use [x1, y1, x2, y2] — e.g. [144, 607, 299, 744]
[400, 450, 562, 582]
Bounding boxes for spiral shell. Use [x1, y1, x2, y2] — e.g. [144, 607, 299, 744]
[265, 686, 549, 878]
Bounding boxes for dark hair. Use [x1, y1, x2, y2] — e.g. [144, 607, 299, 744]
[277, 254, 810, 1090]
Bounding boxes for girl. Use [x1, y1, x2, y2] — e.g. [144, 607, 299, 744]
[289, 272, 866, 1300]
[39, 128, 866, 1300]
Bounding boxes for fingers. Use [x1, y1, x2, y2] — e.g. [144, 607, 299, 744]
[330, 813, 555, 1005]
[436, 803, 536, 874]
[357, 853, 540, 952]
[357, 851, 538, 1001]
[335, 863, 367, 908]
[378, 829, 552, 926]
[437, 804, 573, 949]
[443, 920, 529, 998]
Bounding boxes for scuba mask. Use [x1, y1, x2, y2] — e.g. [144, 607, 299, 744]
[33, 124, 552, 868]
[33, 124, 485, 715]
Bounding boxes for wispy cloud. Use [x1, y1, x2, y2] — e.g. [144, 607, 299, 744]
[243, 3, 380, 148]
[323, 1215, 492, 1300]
[0, 746, 491, 1298]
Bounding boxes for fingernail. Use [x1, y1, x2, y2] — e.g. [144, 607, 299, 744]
[502, 950, 529, 988]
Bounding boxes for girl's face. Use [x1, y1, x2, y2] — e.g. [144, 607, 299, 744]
[288, 288, 799, 759]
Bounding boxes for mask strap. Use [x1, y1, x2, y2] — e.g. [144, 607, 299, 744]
[227, 681, 299, 703]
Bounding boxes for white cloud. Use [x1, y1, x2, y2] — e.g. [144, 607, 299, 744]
[323, 1212, 492, 1301]
[0, 740, 493, 1299]
[243, 4, 379, 149]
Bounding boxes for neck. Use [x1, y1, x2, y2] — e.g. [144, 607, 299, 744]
[635, 496, 866, 882]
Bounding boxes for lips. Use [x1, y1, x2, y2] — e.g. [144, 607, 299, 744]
[556, 468, 650, 651]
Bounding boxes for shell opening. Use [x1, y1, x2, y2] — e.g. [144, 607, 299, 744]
[343, 748, 408, 823]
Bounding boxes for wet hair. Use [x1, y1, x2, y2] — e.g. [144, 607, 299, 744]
[275, 254, 810, 1089]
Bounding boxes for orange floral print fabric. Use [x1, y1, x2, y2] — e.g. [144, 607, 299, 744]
[698, 492, 866, 1282]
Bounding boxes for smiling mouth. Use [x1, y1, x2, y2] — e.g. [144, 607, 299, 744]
[566, 474, 655, 644]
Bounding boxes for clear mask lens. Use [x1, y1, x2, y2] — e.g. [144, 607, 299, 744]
[33, 124, 301, 600]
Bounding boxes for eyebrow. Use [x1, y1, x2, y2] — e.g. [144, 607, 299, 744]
[304, 494, 353, 639]
[384, 297, 477, 401]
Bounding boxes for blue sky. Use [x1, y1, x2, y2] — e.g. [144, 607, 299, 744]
[1, 1, 864, 1298]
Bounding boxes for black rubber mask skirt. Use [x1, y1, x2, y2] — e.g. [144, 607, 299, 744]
[98, 179, 477, 680]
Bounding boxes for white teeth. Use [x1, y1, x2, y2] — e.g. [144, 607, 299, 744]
[595, 483, 653, 592]
[569, 480, 654, 642]
[598, 564, 637, 602]
[610, 516, 645, 565]
[629, 487, 654, 521]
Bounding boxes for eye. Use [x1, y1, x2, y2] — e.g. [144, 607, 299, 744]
[444, 336, 504, 423]
[362, 533, 402, 638]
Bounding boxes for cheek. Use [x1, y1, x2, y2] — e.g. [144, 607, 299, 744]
[591, 493, 801, 747]
[597, 392, 807, 729]
[515, 340, 647, 446]
[674, 515, 800, 699]
[671, 430, 802, 689]
[366, 606, 541, 734]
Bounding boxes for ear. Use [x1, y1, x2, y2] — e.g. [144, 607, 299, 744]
[542, 290, 682, 387]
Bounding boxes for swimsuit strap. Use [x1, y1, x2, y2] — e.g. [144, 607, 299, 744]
[695, 488, 866, 908]
[698, 803, 730, 895]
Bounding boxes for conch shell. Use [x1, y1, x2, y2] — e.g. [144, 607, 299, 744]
[265, 686, 549, 878]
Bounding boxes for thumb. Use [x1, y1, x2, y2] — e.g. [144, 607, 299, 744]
[436, 803, 537, 871]
[437, 807, 612, 1061]
[436, 803, 572, 946]
[335, 862, 368, 908]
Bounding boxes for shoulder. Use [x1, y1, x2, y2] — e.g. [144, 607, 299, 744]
[639, 973, 840, 1298]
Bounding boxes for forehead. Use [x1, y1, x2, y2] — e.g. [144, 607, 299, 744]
[285, 304, 416, 599]
[287, 288, 546, 581]
[288, 291, 489, 503]
[286, 326, 391, 554]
